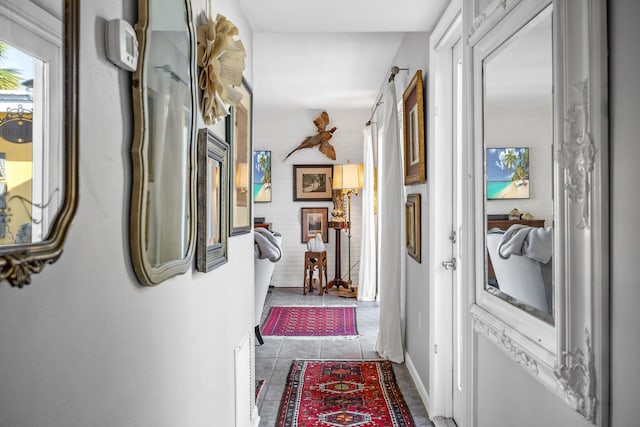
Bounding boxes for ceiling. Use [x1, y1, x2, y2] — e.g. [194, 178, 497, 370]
[239, 0, 450, 109]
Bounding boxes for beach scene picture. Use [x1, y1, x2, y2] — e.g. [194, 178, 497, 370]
[253, 150, 271, 202]
[486, 147, 530, 199]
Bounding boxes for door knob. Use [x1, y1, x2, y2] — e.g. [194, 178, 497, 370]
[442, 258, 457, 270]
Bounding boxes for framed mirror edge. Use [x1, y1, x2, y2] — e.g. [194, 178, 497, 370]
[468, 0, 609, 423]
[230, 77, 253, 236]
[0, 0, 79, 287]
[469, 0, 524, 46]
[129, 0, 198, 286]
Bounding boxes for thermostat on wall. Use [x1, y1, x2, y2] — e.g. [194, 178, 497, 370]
[105, 19, 138, 72]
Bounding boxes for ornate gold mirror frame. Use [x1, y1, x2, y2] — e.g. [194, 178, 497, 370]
[0, 0, 78, 287]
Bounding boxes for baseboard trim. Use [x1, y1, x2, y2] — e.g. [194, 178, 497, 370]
[404, 351, 431, 415]
[432, 415, 458, 427]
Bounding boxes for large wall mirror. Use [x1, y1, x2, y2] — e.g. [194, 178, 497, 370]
[483, 7, 553, 323]
[0, 0, 78, 287]
[468, 0, 608, 423]
[131, 0, 197, 286]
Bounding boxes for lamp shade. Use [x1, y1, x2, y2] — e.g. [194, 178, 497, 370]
[333, 163, 364, 190]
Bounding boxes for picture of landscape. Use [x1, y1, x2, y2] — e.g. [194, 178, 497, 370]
[253, 150, 271, 202]
[486, 147, 530, 199]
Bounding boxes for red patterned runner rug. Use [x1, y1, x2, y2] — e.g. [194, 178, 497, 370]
[277, 360, 415, 427]
[261, 306, 358, 337]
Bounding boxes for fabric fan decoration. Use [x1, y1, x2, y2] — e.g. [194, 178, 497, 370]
[196, 12, 246, 125]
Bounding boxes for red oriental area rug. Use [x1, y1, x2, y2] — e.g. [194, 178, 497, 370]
[277, 360, 415, 427]
[261, 306, 358, 337]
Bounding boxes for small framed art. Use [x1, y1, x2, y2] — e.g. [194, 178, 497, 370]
[230, 78, 253, 235]
[293, 164, 333, 201]
[301, 207, 329, 243]
[402, 70, 426, 185]
[196, 128, 229, 272]
[485, 147, 530, 199]
[406, 193, 421, 263]
[253, 150, 271, 203]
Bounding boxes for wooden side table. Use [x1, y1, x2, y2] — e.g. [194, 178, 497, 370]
[327, 221, 349, 290]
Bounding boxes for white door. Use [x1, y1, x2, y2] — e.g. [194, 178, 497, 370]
[429, 3, 464, 422]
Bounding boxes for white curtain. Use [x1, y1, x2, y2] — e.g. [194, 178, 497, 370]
[357, 124, 377, 301]
[375, 81, 406, 363]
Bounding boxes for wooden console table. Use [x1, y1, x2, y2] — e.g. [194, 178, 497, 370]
[487, 219, 546, 281]
[327, 221, 349, 290]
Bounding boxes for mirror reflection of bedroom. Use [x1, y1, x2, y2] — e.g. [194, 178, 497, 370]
[482, 6, 554, 323]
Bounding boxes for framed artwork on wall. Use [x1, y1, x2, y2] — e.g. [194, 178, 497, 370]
[300, 207, 329, 243]
[293, 164, 333, 201]
[230, 77, 253, 235]
[253, 150, 271, 203]
[405, 193, 421, 263]
[196, 128, 229, 272]
[485, 147, 530, 199]
[402, 70, 426, 185]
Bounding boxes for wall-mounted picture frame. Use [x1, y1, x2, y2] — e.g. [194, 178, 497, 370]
[406, 193, 421, 263]
[293, 164, 333, 201]
[485, 147, 530, 199]
[230, 77, 253, 235]
[196, 128, 229, 272]
[301, 207, 329, 243]
[402, 70, 426, 185]
[253, 150, 271, 203]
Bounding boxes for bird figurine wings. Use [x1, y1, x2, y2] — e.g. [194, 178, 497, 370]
[285, 111, 337, 160]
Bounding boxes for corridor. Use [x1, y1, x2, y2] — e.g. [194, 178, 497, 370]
[255, 287, 433, 426]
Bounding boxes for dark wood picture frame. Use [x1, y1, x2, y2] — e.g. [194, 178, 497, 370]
[293, 164, 333, 201]
[406, 193, 421, 263]
[301, 207, 329, 243]
[402, 70, 426, 185]
[230, 77, 253, 235]
[196, 128, 229, 272]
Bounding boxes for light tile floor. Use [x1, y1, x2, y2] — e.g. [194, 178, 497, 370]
[255, 287, 434, 426]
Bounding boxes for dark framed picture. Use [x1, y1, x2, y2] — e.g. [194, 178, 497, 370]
[253, 150, 271, 203]
[293, 164, 333, 201]
[230, 77, 253, 235]
[406, 193, 421, 263]
[196, 128, 229, 272]
[301, 207, 329, 243]
[402, 70, 426, 185]
[485, 147, 530, 199]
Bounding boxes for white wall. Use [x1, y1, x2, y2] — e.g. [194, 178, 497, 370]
[0, 1, 256, 426]
[251, 105, 367, 288]
[388, 32, 431, 396]
[609, 0, 640, 425]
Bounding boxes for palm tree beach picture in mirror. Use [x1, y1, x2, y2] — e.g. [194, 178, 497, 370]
[486, 147, 530, 199]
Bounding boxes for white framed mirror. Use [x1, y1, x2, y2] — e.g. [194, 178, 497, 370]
[467, 0, 608, 423]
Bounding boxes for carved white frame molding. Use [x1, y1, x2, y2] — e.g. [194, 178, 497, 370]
[468, 0, 522, 45]
[466, 0, 608, 424]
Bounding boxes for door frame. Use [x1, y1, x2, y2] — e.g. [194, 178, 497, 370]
[426, 0, 471, 424]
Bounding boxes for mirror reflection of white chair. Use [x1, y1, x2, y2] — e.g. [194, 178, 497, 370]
[486, 231, 549, 314]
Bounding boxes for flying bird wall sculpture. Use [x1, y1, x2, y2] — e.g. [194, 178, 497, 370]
[285, 111, 337, 160]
